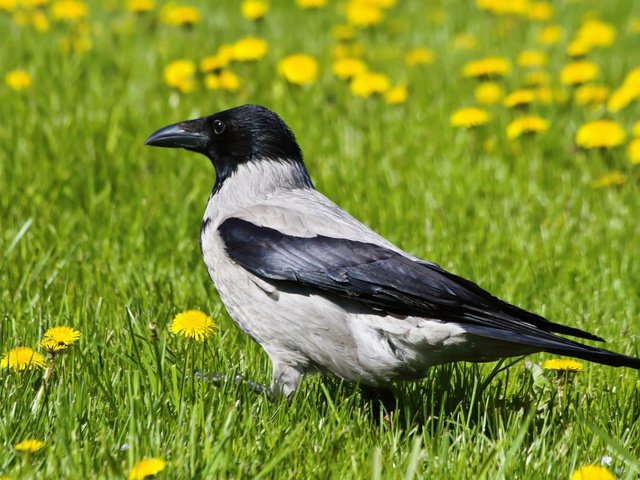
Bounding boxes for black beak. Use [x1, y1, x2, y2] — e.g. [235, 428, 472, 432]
[145, 119, 208, 150]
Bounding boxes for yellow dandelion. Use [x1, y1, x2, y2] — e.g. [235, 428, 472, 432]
[23, 0, 50, 7]
[476, 0, 528, 16]
[160, 5, 200, 27]
[51, 0, 87, 20]
[560, 61, 599, 86]
[331, 24, 356, 41]
[506, 115, 549, 139]
[205, 70, 240, 92]
[629, 138, 640, 164]
[14, 439, 45, 453]
[571, 465, 615, 480]
[453, 33, 478, 50]
[474, 81, 503, 105]
[591, 172, 626, 189]
[233, 37, 268, 62]
[607, 86, 636, 113]
[576, 19, 616, 49]
[129, 458, 168, 480]
[126, 0, 154, 13]
[537, 24, 563, 45]
[331, 42, 365, 59]
[5, 69, 31, 91]
[278, 54, 319, 85]
[542, 359, 584, 372]
[350, 71, 390, 98]
[576, 120, 625, 149]
[0, 0, 17, 12]
[405, 48, 434, 66]
[574, 84, 609, 106]
[450, 107, 490, 128]
[1, 347, 46, 371]
[527, 1, 553, 21]
[332, 58, 367, 80]
[163, 59, 196, 93]
[517, 50, 547, 69]
[385, 84, 407, 104]
[296, 0, 327, 8]
[566, 39, 591, 58]
[200, 55, 228, 73]
[462, 56, 511, 79]
[40, 326, 81, 352]
[170, 310, 216, 341]
[241, 0, 267, 21]
[346, 1, 383, 28]
[504, 89, 536, 108]
[633, 121, 640, 138]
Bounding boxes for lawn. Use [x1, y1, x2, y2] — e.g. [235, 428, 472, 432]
[1, 0, 640, 478]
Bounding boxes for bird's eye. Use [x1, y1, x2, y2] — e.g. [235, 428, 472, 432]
[213, 119, 226, 135]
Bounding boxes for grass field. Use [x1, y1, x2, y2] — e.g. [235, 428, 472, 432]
[2, 0, 640, 478]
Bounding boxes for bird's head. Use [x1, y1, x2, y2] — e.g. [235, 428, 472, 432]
[145, 104, 307, 186]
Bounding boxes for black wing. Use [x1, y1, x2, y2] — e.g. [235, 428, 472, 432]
[218, 218, 602, 342]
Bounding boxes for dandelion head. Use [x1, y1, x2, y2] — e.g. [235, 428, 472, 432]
[241, 0, 268, 21]
[5, 69, 32, 91]
[129, 457, 168, 480]
[462, 56, 511, 79]
[170, 310, 216, 341]
[278, 54, 319, 85]
[591, 172, 626, 189]
[1, 347, 46, 371]
[14, 439, 45, 453]
[385, 84, 407, 105]
[629, 138, 640, 164]
[450, 107, 490, 128]
[506, 115, 549, 139]
[332, 58, 367, 80]
[41, 326, 81, 353]
[571, 465, 615, 480]
[560, 61, 599, 86]
[233, 37, 268, 62]
[474, 82, 503, 104]
[576, 120, 625, 149]
[542, 359, 584, 372]
[350, 71, 391, 98]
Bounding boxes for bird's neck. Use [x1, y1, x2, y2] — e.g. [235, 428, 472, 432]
[206, 157, 314, 223]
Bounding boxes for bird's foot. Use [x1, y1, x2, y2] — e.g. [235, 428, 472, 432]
[192, 369, 274, 400]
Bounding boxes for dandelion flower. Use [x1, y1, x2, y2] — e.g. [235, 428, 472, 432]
[129, 457, 168, 480]
[126, 0, 153, 13]
[591, 172, 626, 189]
[200, 55, 228, 73]
[450, 107, 490, 128]
[40, 326, 81, 353]
[205, 71, 240, 92]
[560, 61, 599, 86]
[163, 60, 196, 93]
[576, 19, 616, 49]
[571, 465, 615, 480]
[331, 24, 356, 41]
[233, 37, 268, 61]
[241, 0, 267, 21]
[527, 2, 553, 21]
[567, 39, 591, 58]
[504, 89, 536, 108]
[0, 0, 17, 12]
[629, 138, 640, 164]
[517, 50, 547, 69]
[14, 439, 45, 453]
[51, 0, 87, 21]
[542, 359, 584, 372]
[524, 71, 549, 86]
[574, 84, 609, 106]
[296, 0, 327, 8]
[1, 347, 46, 371]
[474, 82, 503, 104]
[5, 69, 31, 91]
[332, 58, 367, 80]
[537, 24, 563, 45]
[350, 71, 390, 98]
[278, 54, 319, 85]
[462, 56, 511, 79]
[506, 115, 549, 139]
[160, 5, 200, 27]
[346, 1, 383, 28]
[170, 310, 216, 341]
[385, 84, 407, 104]
[633, 121, 640, 138]
[576, 120, 625, 149]
[607, 86, 638, 113]
[405, 48, 434, 66]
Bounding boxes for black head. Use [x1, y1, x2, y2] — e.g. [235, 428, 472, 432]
[145, 105, 307, 186]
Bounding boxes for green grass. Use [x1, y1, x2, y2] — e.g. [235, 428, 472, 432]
[2, 0, 640, 478]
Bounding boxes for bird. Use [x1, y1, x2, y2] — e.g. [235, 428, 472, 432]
[145, 104, 640, 399]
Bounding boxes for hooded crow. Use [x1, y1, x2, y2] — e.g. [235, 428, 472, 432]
[146, 104, 640, 398]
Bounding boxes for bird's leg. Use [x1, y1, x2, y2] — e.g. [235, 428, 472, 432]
[270, 362, 303, 401]
[360, 385, 397, 417]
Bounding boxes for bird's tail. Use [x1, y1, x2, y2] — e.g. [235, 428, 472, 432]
[542, 341, 640, 369]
